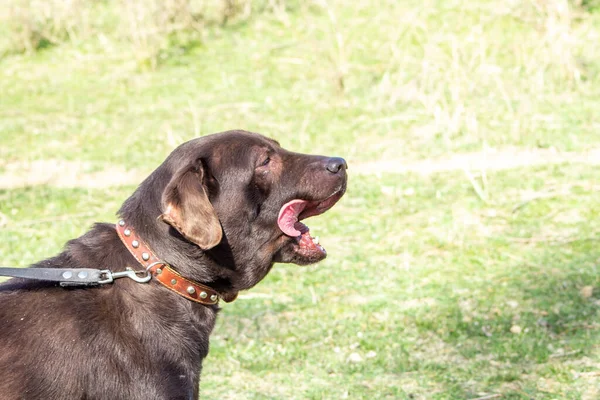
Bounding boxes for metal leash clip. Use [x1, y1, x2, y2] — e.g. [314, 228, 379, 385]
[98, 268, 152, 284]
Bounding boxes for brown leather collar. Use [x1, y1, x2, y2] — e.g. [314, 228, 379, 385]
[115, 220, 234, 306]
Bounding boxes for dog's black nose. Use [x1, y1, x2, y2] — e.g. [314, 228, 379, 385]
[325, 157, 347, 174]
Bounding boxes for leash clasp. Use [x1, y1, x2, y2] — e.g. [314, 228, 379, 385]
[98, 268, 152, 284]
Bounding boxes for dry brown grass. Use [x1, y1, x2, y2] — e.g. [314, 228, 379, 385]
[2, 0, 90, 53]
[0, 0, 281, 66]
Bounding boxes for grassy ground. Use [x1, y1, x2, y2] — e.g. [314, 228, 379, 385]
[1, 0, 600, 398]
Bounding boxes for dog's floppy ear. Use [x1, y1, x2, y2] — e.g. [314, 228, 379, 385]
[160, 158, 222, 249]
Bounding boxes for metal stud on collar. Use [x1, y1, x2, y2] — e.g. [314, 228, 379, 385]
[118, 220, 126, 227]
[186, 286, 196, 295]
[141, 252, 150, 261]
[210, 294, 218, 302]
[123, 229, 131, 237]
[131, 240, 140, 248]
[200, 291, 208, 299]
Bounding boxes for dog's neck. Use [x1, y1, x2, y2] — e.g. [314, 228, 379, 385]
[115, 220, 236, 304]
[117, 169, 277, 297]
[116, 175, 242, 296]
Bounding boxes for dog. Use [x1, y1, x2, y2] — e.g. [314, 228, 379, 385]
[0, 130, 347, 399]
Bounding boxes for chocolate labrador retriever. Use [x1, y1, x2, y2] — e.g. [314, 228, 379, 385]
[0, 130, 347, 399]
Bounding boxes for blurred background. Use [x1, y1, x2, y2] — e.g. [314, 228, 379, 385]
[1, 0, 599, 398]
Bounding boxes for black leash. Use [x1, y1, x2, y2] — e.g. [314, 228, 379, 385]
[0, 267, 151, 287]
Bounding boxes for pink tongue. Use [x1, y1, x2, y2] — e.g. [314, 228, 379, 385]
[277, 199, 309, 237]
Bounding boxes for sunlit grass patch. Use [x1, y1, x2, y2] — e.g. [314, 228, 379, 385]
[0, 161, 598, 398]
[1, 0, 600, 397]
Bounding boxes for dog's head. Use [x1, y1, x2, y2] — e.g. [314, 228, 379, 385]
[158, 130, 347, 269]
[121, 131, 347, 289]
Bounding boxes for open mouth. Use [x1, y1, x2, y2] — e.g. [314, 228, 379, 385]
[276, 190, 344, 258]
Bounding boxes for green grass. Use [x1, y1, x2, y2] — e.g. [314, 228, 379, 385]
[1, 166, 598, 398]
[1, 0, 600, 398]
